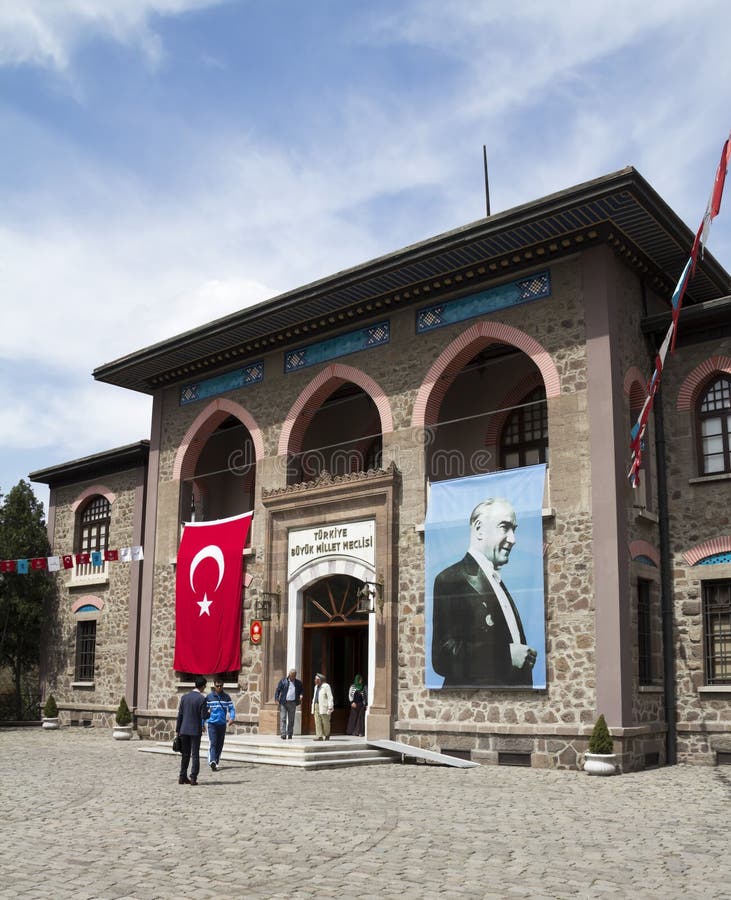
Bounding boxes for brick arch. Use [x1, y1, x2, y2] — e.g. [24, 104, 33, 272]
[71, 485, 116, 513]
[172, 398, 265, 482]
[277, 363, 394, 457]
[71, 596, 105, 613]
[484, 371, 544, 449]
[676, 355, 731, 411]
[624, 366, 647, 413]
[683, 536, 731, 566]
[410, 322, 560, 430]
[628, 540, 660, 568]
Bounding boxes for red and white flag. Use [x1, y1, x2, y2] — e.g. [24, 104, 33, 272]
[173, 512, 253, 674]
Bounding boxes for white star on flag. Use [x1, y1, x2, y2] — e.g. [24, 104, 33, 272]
[197, 593, 213, 616]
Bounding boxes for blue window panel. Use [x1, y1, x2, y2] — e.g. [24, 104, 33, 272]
[634, 555, 657, 567]
[284, 322, 390, 373]
[180, 361, 264, 406]
[416, 271, 551, 334]
[697, 552, 731, 565]
[76, 605, 99, 614]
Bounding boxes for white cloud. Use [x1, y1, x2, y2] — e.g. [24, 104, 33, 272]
[1, 0, 731, 508]
[0, 0, 223, 71]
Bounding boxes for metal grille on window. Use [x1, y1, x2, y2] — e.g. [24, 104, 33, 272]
[703, 581, 731, 685]
[500, 387, 548, 470]
[637, 579, 652, 685]
[699, 376, 731, 475]
[75, 620, 97, 681]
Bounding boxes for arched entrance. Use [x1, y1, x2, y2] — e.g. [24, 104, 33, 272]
[300, 574, 369, 735]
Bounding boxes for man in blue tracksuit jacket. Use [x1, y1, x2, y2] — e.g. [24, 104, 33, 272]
[205, 676, 236, 771]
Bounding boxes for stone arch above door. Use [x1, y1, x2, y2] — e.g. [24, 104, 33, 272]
[290, 557, 375, 594]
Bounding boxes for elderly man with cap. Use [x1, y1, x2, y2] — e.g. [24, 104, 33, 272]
[311, 673, 334, 741]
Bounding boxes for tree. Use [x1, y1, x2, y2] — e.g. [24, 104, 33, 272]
[0, 480, 55, 720]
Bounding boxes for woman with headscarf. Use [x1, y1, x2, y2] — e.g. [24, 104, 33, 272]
[346, 674, 367, 737]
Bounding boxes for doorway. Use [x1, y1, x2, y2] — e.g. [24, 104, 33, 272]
[300, 575, 369, 735]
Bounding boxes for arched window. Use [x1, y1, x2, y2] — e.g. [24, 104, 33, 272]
[697, 376, 731, 475]
[500, 387, 548, 470]
[76, 496, 111, 554]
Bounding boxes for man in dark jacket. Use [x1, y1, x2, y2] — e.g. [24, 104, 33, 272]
[431, 497, 537, 688]
[175, 675, 209, 784]
[274, 668, 303, 739]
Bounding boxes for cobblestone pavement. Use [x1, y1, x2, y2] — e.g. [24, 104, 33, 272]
[2, 728, 731, 899]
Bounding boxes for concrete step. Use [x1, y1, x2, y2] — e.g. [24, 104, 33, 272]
[139, 733, 399, 770]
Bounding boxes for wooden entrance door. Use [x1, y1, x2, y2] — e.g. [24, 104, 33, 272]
[300, 575, 369, 735]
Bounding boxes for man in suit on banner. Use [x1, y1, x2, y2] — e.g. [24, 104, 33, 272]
[431, 497, 537, 688]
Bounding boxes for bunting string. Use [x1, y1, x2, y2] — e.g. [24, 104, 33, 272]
[0, 546, 144, 575]
[629, 131, 731, 487]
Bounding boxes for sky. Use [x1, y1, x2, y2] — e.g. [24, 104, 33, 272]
[1, 0, 730, 514]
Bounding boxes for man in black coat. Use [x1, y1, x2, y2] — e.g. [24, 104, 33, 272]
[175, 675, 210, 784]
[274, 668, 304, 739]
[431, 497, 537, 688]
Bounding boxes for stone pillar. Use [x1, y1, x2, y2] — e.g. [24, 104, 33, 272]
[583, 245, 633, 726]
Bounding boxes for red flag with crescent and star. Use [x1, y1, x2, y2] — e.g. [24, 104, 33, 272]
[173, 511, 253, 674]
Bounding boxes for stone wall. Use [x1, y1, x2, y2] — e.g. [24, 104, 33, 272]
[44, 467, 143, 729]
[659, 327, 731, 764]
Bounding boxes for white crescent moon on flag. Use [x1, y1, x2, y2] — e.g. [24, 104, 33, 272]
[189, 545, 225, 593]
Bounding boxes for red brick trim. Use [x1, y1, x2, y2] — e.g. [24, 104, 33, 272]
[623, 367, 646, 413]
[628, 540, 660, 567]
[278, 363, 394, 457]
[676, 356, 731, 411]
[71, 596, 105, 613]
[173, 398, 265, 482]
[71, 485, 116, 513]
[411, 322, 560, 429]
[683, 536, 731, 566]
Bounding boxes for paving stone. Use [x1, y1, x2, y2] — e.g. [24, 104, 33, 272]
[2, 728, 731, 898]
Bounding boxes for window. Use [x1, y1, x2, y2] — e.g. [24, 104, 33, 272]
[75, 620, 97, 681]
[697, 376, 731, 475]
[500, 387, 548, 469]
[703, 580, 731, 685]
[637, 579, 652, 685]
[77, 496, 111, 554]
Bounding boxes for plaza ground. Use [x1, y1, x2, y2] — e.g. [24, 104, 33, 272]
[2, 727, 730, 899]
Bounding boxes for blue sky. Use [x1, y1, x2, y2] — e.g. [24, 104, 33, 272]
[1, 0, 730, 512]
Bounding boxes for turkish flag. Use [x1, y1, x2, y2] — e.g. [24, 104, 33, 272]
[62, 555, 74, 569]
[31, 557, 48, 570]
[173, 512, 253, 674]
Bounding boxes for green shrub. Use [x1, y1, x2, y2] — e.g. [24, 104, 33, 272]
[115, 697, 132, 726]
[588, 713, 613, 754]
[43, 694, 58, 718]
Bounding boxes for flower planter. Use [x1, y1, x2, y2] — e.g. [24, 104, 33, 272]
[113, 724, 134, 741]
[42, 717, 60, 730]
[583, 752, 617, 775]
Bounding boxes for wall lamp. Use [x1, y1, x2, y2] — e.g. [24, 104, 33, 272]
[254, 585, 281, 624]
[356, 577, 384, 615]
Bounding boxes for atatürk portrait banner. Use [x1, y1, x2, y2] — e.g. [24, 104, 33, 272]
[425, 466, 546, 690]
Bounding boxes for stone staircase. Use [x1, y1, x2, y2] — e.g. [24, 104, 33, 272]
[139, 733, 399, 771]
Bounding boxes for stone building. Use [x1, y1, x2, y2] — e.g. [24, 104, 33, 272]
[31, 167, 731, 770]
